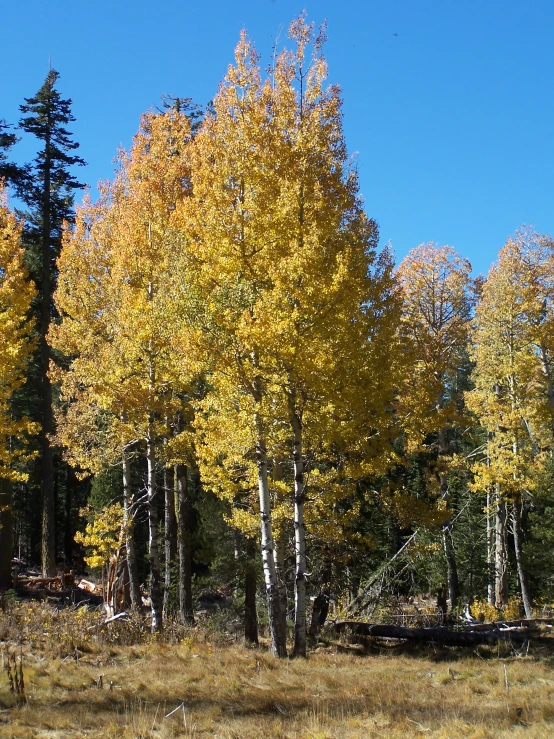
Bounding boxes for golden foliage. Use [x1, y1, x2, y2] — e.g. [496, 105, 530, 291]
[75, 503, 124, 570]
[0, 185, 37, 480]
[52, 111, 197, 472]
[467, 230, 554, 499]
[188, 19, 400, 548]
[396, 243, 475, 453]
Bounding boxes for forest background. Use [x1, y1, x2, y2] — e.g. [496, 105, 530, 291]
[1, 0, 554, 660]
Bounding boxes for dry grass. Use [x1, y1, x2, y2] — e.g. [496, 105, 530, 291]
[1, 604, 554, 737]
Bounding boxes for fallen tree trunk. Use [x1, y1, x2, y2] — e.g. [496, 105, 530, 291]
[333, 621, 530, 647]
[456, 618, 552, 632]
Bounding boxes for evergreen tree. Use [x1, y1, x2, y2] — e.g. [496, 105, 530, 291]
[18, 69, 85, 577]
[0, 119, 25, 187]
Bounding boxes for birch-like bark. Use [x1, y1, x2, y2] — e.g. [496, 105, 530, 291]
[176, 462, 195, 625]
[539, 345, 554, 413]
[486, 489, 494, 605]
[494, 492, 508, 608]
[146, 419, 163, 632]
[0, 478, 13, 589]
[512, 499, 533, 618]
[289, 394, 307, 657]
[254, 402, 287, 657]
[510, 427, 532, 616]
[122, 447, 141, 611]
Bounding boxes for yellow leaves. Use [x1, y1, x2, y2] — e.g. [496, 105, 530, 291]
[225, 508, 258, 538]
[75, 503, 124, 571]
[386, 491, 450, 528]
[467, 230, 554, 497]
[53, 110, 197, 468]
[0, 185, 37, 478]
[53, 16, 401, 561]
[395, 243, 475, 462]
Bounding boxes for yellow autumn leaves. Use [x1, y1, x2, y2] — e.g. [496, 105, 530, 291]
[0, 185, 37, 481]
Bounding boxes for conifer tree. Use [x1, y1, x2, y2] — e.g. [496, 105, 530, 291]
[18, 69, 85, 576]
[0, 119, 25, 187]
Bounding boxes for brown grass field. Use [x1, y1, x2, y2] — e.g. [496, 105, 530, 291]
[2, 602, 554, 737]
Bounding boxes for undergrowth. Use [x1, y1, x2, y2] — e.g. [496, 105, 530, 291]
[1, 601, 554, 737]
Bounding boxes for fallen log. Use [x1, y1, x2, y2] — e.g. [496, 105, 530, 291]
[455, 618, 553, 632]
[333, 621, 529, 646]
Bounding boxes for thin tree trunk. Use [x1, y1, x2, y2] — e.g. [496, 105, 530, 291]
[494, 492, 509, 609]
[0, 478, 13, 589]
[254, 403, 287, 657]
[442, 520, 458, 609]
[233, 529, 242, 596]
[438, 428, 458, 609]
[273, 460, 288, 621]
[41, 127, 56, 578]
[122, 446, 141, 611]
[539, 346, 554, 413]
[163, 459, 177, 616]
[146, 421, 163, 632]
[289, 395, 307, 657]
[512, 499, 533, 618]
[486, 489, 495, 605]
[176, 462, 194, 625]
[244, 537, 259, 645]
[510, 433, 532, 617]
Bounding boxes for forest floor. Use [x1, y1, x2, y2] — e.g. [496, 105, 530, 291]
[1, 602, 554, 737]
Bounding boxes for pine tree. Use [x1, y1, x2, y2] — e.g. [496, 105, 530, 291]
[0, 119, 25, 188]
[18, 69, 86, 576]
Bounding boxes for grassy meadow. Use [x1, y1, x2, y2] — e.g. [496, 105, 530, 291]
[1, 602, 554, 738]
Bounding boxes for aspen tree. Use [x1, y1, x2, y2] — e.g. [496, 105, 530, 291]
[396, 244, 475, 609]
[52, 111, 195, 630]
[182, 32, 289, 656]
[467, 232, 554, 617]
[188, 17, 399, 656]
[0, 186, 37, 587]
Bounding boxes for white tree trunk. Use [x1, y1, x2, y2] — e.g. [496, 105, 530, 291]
[486, 489, 494, 605]
[289, 395, 307, 657]
[254, 404, 287, 657]
[512, 499, 533, 618]
[147, 419, 163, 633]
[122, 446, 141, 611]
[494, 492, 508, 609]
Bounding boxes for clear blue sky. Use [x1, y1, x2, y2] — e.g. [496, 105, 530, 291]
[2, 0, 553, 276]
